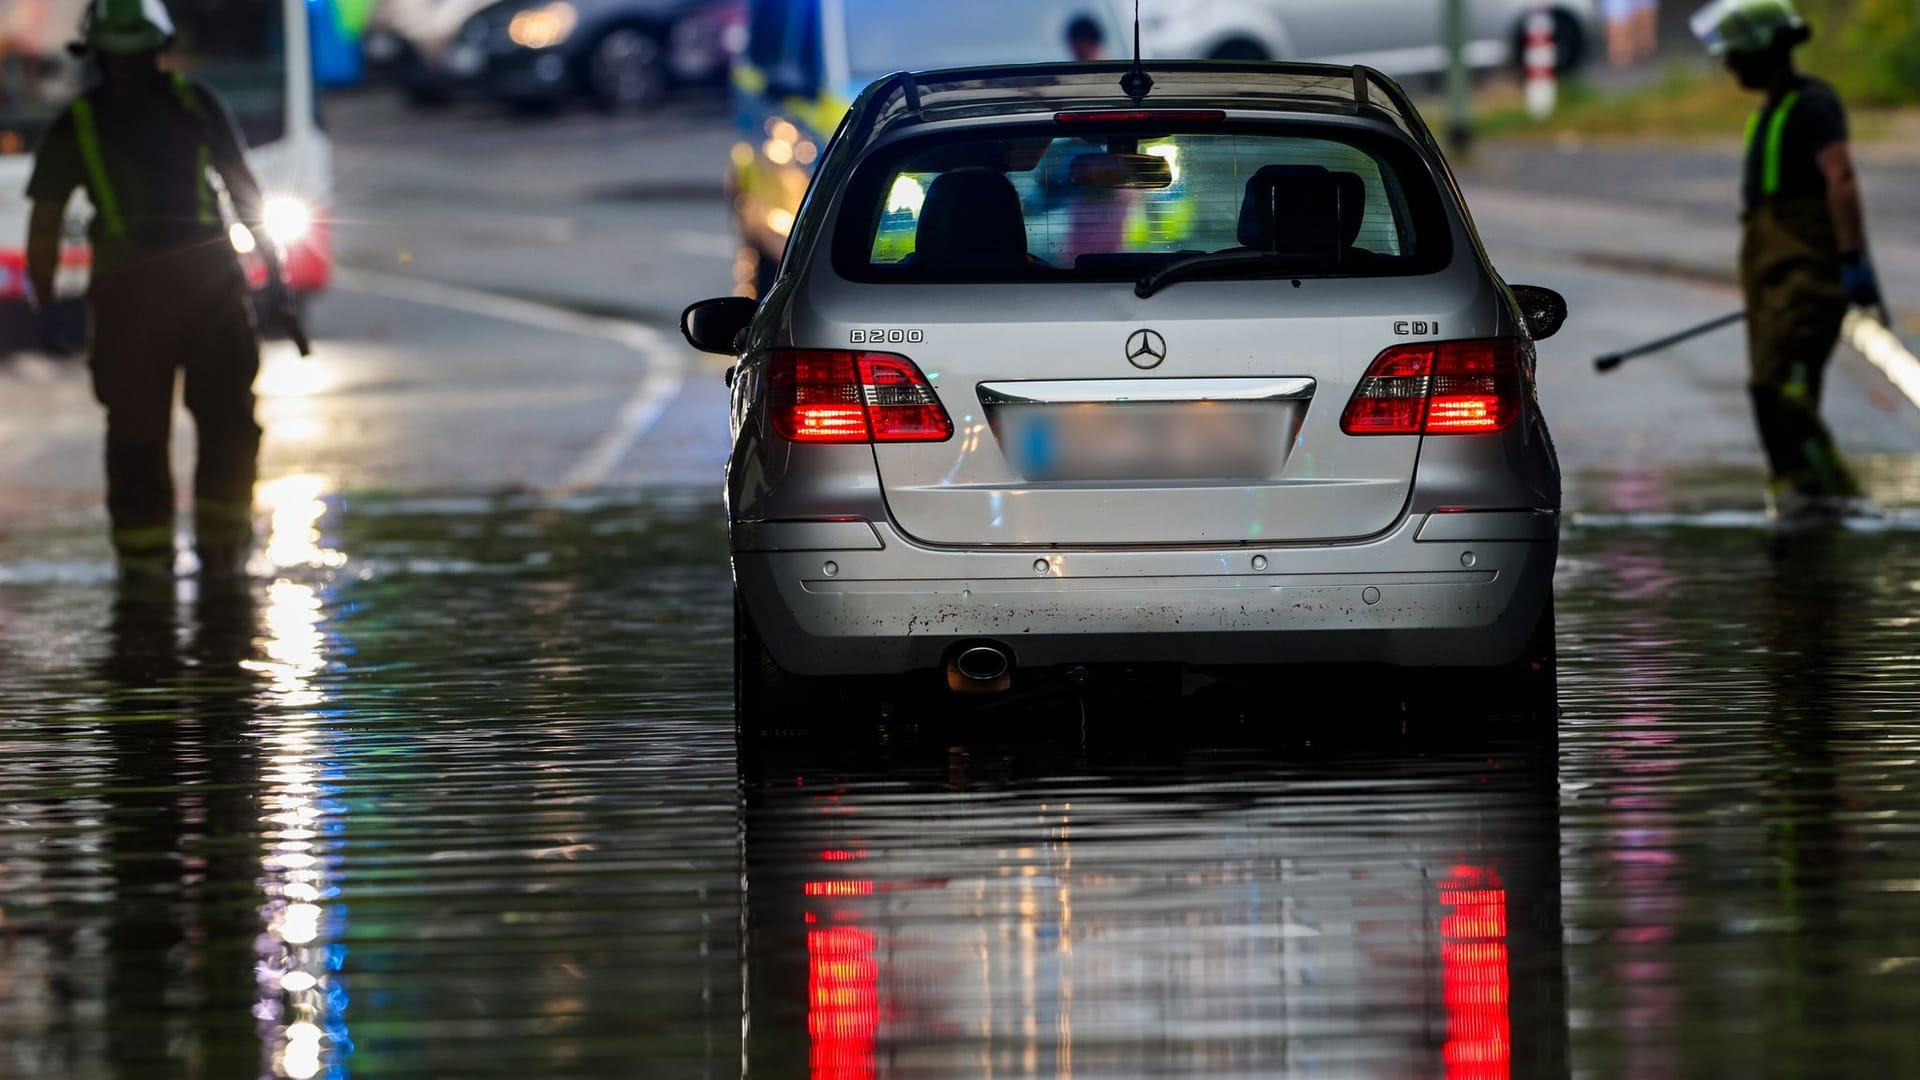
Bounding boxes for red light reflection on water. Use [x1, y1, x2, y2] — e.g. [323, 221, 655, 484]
[1439, 865, 1511, 1080]
[805, 880, 876, 897]
[807, 921, 879, 1080]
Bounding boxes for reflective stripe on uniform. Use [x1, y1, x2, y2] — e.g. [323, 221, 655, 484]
[110, 523, 175, 554]
[1746, 89, 1802, 200]
[192, 497, 253, 526]
[1782, 361, 1811, 401]
[69, 97, 127, 240]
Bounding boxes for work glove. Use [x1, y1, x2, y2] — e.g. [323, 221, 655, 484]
[31, 303, 74, 358]
[1841, 252, 1882, 309]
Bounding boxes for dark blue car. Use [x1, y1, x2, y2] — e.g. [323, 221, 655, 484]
[458, 0, 742, 111]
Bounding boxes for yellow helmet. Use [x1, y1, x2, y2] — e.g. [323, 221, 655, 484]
[82, 0, 176, 56]
[1690, 0, 1810, 55]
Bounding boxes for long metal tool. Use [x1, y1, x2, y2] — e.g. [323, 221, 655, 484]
[1593, 310, 1744, 373]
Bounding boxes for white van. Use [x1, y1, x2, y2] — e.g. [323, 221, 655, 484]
[1138, 0, 1600, 74]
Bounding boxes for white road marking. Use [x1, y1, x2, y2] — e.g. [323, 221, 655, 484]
[1845, 310, 1920, 413]
[336, 266, 687, 492]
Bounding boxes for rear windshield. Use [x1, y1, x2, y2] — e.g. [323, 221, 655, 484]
[833, 123, 1450, 284]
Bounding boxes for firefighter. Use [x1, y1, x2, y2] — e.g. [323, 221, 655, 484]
[23, 0, 292, 579]
[1693, 0, 1883, 518]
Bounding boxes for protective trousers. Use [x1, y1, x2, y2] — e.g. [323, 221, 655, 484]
[1739, 198, 1859, 498]
[87, 243, 262, 569]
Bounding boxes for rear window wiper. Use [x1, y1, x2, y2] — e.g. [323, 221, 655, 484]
[1135, 250, 1325, 298]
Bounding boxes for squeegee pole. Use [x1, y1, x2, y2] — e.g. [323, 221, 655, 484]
[1593, 310, 1746, 372]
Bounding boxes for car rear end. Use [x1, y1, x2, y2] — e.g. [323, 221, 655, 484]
[729, 65, 1559, 693]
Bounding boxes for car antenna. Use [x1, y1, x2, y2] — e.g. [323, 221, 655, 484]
[1119, 0, 1153, 104]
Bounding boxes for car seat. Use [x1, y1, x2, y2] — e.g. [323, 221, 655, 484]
[913, 168, 1032, 274]
[1236, 164, 1368, 269]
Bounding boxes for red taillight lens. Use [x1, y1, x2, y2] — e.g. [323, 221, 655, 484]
[767, 349, 954, 444]
[1340, 339, 1526, 436]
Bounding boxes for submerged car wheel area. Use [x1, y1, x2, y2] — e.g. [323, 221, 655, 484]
[686, 61, 1566, 729]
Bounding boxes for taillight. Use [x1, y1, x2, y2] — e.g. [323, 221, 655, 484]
[766, 349, 954, 444]
[1340, 338, 1527, 436]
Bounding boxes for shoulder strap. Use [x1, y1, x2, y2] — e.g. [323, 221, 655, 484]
[1760, 89, 1801, 199]
[68, 95, 128, 241]
[169, 72, 202, 114]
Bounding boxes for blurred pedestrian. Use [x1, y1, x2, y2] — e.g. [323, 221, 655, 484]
[1693, 0, 1883, 518]
[23, 0, 294, 579]
[1633, 0, 1661, 62]
[1605, 0, 1659, 66]
[1066, 14, 1107, 62]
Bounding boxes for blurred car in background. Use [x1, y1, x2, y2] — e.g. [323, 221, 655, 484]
[728, 0, 1122, 298]
[365, 0, 742, 111]
[465, 0, 741, 111]
[363, 0, 494, 106]
[1138, 0, 1597, 74]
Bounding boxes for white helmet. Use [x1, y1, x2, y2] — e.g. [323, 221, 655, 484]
[1690, 0, 1810, 56]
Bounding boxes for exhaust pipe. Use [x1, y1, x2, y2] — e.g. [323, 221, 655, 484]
[946, 642, 1013, 694]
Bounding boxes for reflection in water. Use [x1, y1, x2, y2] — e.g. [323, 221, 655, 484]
[246, 573, 348, 1080]
[84, 581, 284, 1076]
[1439, 865, 1510, 1079]
[13, 488, 1920, 1076]
[1558, 521, 1920, 1077]
[743, 739, 1567, 1079]
[256, 474, 348, 573]
[92, 574, 351, 1079]
[16, 479, 355, 1077]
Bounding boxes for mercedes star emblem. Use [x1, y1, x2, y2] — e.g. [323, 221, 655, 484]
[1125, 328, 1167, 370]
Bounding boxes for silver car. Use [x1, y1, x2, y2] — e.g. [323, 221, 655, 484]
[683, 62, 1566, 723]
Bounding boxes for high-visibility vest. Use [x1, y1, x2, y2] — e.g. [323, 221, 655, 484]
[67, 73, 218, 243]
[1744, 88, 1802, 201]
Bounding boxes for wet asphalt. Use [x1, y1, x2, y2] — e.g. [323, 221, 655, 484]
[7, 94, 1920, 1078]
[6, 481, 1920, 1078]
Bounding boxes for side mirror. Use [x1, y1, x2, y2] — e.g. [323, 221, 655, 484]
[681, 296, 758, 355]
[1510, 284, 1568, 341]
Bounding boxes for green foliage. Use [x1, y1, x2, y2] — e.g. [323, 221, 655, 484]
[1800, 0, 1920, 104]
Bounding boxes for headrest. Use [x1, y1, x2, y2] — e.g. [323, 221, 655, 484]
[1330, 171, 1367, 248]
[915, 168, 1028, 272]
[1236, 164, 1345, 261]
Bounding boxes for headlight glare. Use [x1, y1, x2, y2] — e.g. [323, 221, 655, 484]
[263, 196, 314, 246]
[508, 2, 577, 49]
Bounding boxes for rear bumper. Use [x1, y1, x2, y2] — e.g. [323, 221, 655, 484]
[482, 48, 576, 101]
[735, 511, 1558, 676]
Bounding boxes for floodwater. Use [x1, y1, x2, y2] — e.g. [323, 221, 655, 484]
[4, 478, 1920, 1079]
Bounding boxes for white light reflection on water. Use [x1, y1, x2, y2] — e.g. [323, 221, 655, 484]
[244, 475, 350, 1078]
[257, 475, 349, 573]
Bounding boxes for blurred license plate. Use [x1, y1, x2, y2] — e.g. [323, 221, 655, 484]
[1001, 403, 1296, 481]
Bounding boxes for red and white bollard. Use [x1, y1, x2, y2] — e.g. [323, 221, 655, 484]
[1524, 7, 1558, 121]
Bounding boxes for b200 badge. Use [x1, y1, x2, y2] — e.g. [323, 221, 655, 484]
[850, 328, 924, 345]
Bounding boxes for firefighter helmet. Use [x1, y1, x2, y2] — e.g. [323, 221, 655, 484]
[81, 0, 177, 56]
[1690, 0, 1810, 56]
